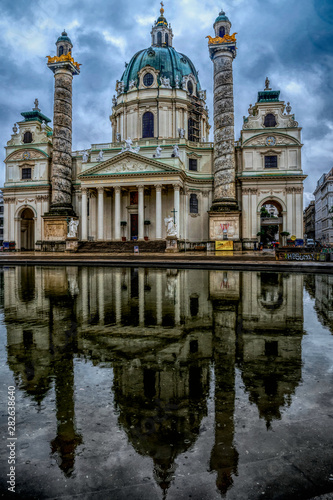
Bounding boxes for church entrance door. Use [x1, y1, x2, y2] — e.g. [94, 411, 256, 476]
[20, 208, 35, 250]
[130, 214, 138, 240]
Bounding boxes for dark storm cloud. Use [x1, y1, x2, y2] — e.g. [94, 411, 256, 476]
[0, 0, 332, 203]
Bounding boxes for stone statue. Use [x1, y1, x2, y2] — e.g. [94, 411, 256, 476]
[41, 120, 46, 131]
[82, 150, 89, 163]
[178, 128, 185, 138]
[160, 76, 171, 89]
[265, 77, 271, 90]
[286, 102, 292, 114]
[164, 215, 177, 237]
[129, 79, 137, 90]
[133, 146, 140, 154]
[125, 137, 133, 150]
[116, 132, 121, 142]
[172, 144, 180, 158]
[248, 104, 254, 116]
[175, 75, 180, 88]
[112, 95, 117, 107]
[34, 98, 40, 110]
[67, 218, 79, 238]
[155, 146, 163, 157]
[12, 123, 18, 134]
[199, 90, 206, 101]
[97, 150, 104, 161]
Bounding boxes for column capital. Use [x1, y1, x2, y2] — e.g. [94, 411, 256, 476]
[137, 185, 144, 192]
[173, 183, 181, 191]
[155, 184, 163, 192]
[97, 186, 104, 194]
[81, 187, 88, 195]
[114, 186, 121, 194]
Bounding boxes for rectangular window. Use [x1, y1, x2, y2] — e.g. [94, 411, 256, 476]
[189, 158, 198, 171]
[265, 156, 278, 168]
[190, 193, 198, 214]
[22, 168, 32, 179]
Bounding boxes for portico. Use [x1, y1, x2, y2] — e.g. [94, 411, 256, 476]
[79, 181, 183, 242]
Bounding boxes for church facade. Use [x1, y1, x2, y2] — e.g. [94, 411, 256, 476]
[2, 7, 305, 251]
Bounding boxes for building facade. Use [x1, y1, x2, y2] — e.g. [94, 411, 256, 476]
[303, 200, 315, 241]
[2, 8, 305, 251]
[313, 168, 333, 245]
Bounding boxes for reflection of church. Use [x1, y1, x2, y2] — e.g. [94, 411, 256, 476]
[4, 266, 304, 495]
[2, 6, 305, 251]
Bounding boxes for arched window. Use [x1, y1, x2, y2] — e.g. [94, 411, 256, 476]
[23, 131, 32, 143]
[165, 33, 169, 46]
[187, 80, 193, 95]
[157, 32, 162, 46]
[219, 26, 225, 37]
[142, 112, 154, 138]
[264, 113, 277, 127]
[59, 45, 64, 56]
[190, 194, 198, 214]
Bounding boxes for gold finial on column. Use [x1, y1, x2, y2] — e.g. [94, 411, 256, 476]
[160, 1, 164, 15]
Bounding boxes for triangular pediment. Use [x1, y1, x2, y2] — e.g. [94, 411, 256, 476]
[79, 151, 181, 178]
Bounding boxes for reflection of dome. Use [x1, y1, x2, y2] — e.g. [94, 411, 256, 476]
[120, 46, 201, 92]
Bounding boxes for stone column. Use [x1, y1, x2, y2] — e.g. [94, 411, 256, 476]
[3, 200, 9, 242]
[155, 184, 162, 239]
[208, 17, 238, 211]
[97, 187, 104, 241]
[114, 187, 121, 241]
[81, 188, 88, 240]
[173, 184, 180, 238]
[138, 185, 144, 240]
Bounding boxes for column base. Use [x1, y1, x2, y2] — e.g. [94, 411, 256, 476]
[45, 203, 76, 217]
[210, 199, 239, 212]
[208, 210, 241, 242]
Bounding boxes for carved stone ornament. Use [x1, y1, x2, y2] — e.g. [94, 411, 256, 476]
[103, 160, 164, 174]
[247, 134, 298, 147]
[4, 197, 16, 204]
[201, 191, 210, 198]
[36, 195, 49, 201]
[7, 149, 46, 162]
[160, 76, 171, 89]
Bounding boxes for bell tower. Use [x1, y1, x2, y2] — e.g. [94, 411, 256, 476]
[207, 10, 241, 249]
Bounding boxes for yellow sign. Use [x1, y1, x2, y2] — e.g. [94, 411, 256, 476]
[291, 235, 296, 241]
[215, 240, 234, 251]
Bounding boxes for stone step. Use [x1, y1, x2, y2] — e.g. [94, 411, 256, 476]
[77, 240, 167, 253]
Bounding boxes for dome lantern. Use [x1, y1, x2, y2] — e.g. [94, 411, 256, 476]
[56, 30, 73, 57]
[213, 8, 231, 39]
[151, 2, 173, 47]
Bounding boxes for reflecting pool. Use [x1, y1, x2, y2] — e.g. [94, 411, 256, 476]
[0, 267, 333, 499]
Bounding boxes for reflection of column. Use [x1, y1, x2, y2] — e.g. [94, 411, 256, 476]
[139, 268, 145, 326]
[97, 187, 104, 241]
[138, 185, 144, 241]
[155, 184, 162, 239]
[114, 187, 121, 241]
[175, 272, 181, 325]
[156, 270, 162, 325]
[115, 269, 122, 324]
[174, 184, 180, 238]
[210, 301, 238, 495]
[81, 267, 89, 323]
[98, 268, 104, 325]
[184, 189, 189, 244]
[81, 188, 88, 241]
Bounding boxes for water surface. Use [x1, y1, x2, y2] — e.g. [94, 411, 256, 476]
[0, 267, 332, 499]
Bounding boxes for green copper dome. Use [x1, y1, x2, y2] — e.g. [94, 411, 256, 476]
[120, 46, 201, 92]
[57, 30, 72, 44]
[214, 10, 229, 24]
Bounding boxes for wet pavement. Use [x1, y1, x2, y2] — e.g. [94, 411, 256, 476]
[0, 267, 333, 499]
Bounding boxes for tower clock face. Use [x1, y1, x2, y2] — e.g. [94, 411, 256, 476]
[22, 151, 31, 160]
[266, 136, 276, 146]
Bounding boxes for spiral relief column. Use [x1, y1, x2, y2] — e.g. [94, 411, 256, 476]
[208, 11, 241, 248]
[43, 31, 80, 249]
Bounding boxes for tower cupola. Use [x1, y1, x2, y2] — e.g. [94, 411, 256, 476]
[56, 30, 73, 57]
[151, 2, 173, 47]
[213, 9, 231, 38]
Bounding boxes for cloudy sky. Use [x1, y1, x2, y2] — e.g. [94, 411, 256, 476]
[1, 0, 332, 204]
